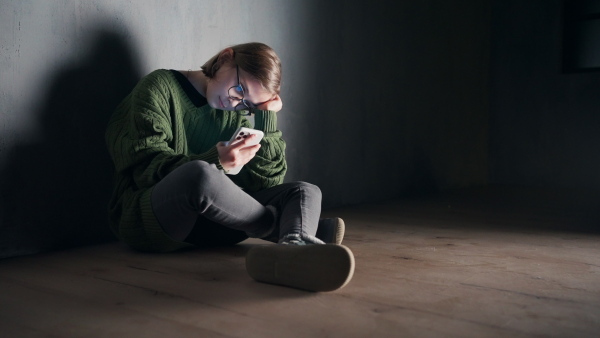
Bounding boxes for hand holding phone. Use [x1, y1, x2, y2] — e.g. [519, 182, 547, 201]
[220, 127, 264, 175]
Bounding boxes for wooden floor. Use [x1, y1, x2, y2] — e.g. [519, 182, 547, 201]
[1, 187, 599, 337]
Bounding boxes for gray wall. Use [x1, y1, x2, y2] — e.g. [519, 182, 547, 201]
[490, 0, 600, 190]
[0, 0, 490, 258]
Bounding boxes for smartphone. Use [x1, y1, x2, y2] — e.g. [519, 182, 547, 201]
[224, 127, 264, 175]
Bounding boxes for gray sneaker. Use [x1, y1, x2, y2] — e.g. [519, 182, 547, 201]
[246, 244, 355, 292]
[316, 217, 345, 245]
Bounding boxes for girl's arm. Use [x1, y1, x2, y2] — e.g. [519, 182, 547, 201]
[229, 110, 287, 192]
[109, 71, 225, 190]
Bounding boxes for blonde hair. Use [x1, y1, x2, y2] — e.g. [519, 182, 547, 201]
[201, 42, 282, 95]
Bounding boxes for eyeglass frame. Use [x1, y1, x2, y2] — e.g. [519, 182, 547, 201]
[227, 64, 270, 115]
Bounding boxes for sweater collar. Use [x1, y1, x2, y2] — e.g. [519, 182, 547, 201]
[170, 69, 208, 108]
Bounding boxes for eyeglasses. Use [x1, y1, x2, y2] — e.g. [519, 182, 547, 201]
[227, 65, 268, 115]
[227, 65, 253, 115]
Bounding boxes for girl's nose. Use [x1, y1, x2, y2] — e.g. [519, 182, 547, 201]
[226, 96, 236, 108]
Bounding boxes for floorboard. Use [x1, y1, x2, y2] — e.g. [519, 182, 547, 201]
[1, 187, 599, 337]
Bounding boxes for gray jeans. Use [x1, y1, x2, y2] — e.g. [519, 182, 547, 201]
[150, 160, 321, 246]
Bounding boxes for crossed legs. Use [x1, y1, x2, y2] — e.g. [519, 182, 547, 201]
[150, 160, 320, 245]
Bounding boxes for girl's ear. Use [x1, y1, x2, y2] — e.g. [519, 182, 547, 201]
[216, 48, 235, 66]
[210, 48, 235, 76]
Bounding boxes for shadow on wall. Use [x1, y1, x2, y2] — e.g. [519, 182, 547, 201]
[0, 29, 142, 258]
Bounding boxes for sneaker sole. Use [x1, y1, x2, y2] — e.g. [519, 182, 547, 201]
[316, 217, 346, 245]
[334, 218, 345, 245]
[246, 244, 355, 292]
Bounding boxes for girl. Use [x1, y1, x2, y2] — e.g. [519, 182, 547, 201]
[105, 42, 354, 292]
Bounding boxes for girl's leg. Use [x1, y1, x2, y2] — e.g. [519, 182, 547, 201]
[244, 182, 355, 292]
[249, 181, 324, 244]
[150, 160, 275, 242]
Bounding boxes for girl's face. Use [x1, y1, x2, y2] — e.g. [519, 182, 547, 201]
[205, 63, 274, 110]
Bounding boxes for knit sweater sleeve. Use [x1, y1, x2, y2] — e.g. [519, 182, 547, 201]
[230, 110, 287, 192]
[108, 70, 223, 189]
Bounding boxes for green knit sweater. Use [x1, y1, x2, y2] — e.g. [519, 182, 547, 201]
[105, 69, 287, 252]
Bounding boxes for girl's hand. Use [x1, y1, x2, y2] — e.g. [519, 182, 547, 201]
[256, 95, 283, 113]
[216, 134, 261, 171]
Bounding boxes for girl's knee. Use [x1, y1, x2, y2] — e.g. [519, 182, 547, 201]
[176, 160, 222, 188]
[295, 181, 322, 198]
[186, 160, 217, 177]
